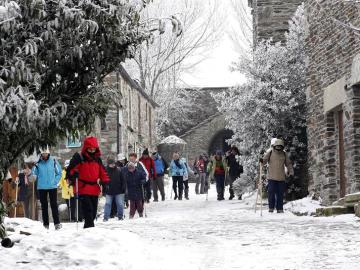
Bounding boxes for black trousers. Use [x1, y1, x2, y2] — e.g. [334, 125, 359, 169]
[172, 176, 184, 199]
[80, 195, 99, 228]
[38, 189, 60, 226]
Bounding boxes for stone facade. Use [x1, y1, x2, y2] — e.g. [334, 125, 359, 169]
[53, 66, 158, 163]
[248, 0, 303, 44]
[305, 0, 360, 204]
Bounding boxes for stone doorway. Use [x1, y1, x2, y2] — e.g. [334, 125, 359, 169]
[208, 129, 234, 155]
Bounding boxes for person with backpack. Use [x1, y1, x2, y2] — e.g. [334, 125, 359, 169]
[208, 151, 228, 201]
[169, 153, 187, 200]
[226, 146, 243, 200]
[181, 157, 192, 200]
[31, 147, 62, 230]
[260, 139, 294, 213]
[151, 152, 168, 202]
[103, 157, 127, 221]
[139, 149, 156, 203]
[59, 160, 77, 222]
[67, 136, 110, 228]
[195, 155, 207, 195]
[123, 162, 147, 218]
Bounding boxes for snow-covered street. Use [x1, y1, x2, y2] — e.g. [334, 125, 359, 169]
[1, 183, 360, 270]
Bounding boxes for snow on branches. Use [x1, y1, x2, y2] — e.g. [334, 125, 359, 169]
[215, 5, 307, 191]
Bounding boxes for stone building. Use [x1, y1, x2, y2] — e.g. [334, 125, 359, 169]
[53, 66, 158, 163]
[305, 0, 360, 204]
[248, 0, 303, 44]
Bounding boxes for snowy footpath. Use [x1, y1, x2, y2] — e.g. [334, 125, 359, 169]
[1, 183, 360, 270]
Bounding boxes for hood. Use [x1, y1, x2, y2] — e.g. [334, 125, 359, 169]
[81, 136, 101, 158]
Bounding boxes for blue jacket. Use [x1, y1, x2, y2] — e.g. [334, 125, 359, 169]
[169, 159, 187, 177]
[32, 156, 62, 190]
[153, 154, 168, 176]
[123, 167, 146, 201]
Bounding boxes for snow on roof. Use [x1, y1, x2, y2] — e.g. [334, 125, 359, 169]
[159, 135, 187, 145]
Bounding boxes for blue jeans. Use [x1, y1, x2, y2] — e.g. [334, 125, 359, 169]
[104, 194, 125, 219]
[267, 180, 285, 210]
[215, 174, 225, 199]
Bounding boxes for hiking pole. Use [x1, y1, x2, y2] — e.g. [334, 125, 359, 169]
[76, 176, 79, 230]
[32, 180, 36, 220]
[255, 162, 262, 214]
[141, 184, 147, 218]
[14, 177, 19, 218]
[259, 163, 263, 217]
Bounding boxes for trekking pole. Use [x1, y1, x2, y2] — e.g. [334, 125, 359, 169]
[255, 163, 261, 214]
[32, 181, 36, 220]
[141, 184, 147, 218]
[14, 177, 19, 218]
[76, 177, 79, 230]
[259, 163, 263, 217]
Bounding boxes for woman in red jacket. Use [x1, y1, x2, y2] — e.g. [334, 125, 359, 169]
[67, 136, 109, 228]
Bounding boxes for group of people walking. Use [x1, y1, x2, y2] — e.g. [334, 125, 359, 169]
[3, 136, 294, 232]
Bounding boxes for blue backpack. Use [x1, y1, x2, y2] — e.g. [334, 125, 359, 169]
[154, 158, 165, 175]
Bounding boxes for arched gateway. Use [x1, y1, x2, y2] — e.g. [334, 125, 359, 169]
[180, 113, 233, 164]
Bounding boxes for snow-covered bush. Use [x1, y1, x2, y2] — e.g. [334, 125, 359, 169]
[215, 5, 307, 195]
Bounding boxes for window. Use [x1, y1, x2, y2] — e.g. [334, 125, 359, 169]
[67, 132, 81, 148]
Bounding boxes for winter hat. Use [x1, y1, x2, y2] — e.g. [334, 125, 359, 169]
[128, 162, 136, 169]
[142, 148, 149, 156]
[273, 139, 285, 147]
[117, 154, 126, 161]
[40, 145, 50, 154]
[64, 160, 70, 168]
[270, 138, 277, 147]
[216, 150, 223, 156]
[107, 157, 116, 165]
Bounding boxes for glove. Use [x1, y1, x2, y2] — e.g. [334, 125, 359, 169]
[73, 171, 79, 179]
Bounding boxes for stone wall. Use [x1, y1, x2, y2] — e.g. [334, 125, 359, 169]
[305, 0, 360, 204]
[249, 0, 303, 44]
[52, 68, 158, 164]
[180, 114, 228, 165]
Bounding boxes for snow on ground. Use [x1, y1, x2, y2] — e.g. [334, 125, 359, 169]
[1, 183, 360, 270]
[284, 196, 321, 216]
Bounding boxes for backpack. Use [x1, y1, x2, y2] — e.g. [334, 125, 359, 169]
[154, 158, 165, 175]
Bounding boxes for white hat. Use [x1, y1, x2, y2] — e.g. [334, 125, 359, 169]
[117, 154, 126, 161]
[64, 160, 70, 168]
[273, 139, 285, 147]
[270, 138, 277, 146]
[40, 145, 50, 154]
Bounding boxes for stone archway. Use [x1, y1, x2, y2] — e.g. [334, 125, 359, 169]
[208, 129, 234, 156]
[180, 113, 232, 164]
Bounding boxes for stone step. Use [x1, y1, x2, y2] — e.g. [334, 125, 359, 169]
[316, 206, 352, 217]
[344, 192, 360, 207]
[355, 204, 360, 218]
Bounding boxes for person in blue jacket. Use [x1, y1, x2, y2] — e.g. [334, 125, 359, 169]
[169, 153, 188, 200]
[31, 147, 62, 230]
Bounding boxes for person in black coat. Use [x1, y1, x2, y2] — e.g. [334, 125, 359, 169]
[123, 162, 147, 218]
[226, 146, 243, 200]
[103, 158, 127, 221]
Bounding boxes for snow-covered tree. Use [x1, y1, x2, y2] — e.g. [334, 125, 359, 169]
[0, 0, 158, 239]
[125, 0, 223, 137]
[215, 5, 307, 195]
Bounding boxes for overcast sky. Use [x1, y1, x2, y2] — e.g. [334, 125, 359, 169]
[181, 0, 249, 88]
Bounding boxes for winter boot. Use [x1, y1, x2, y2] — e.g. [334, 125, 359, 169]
[161, 196, 165, 201]
[269, 209, 274, 213]
[55, 224, 62, 230]
[238, 194, 242, 200]
[44, 225, 49, 230]
[229, 195, 234, 200]
[277, 210, 284, 214]
[185, 189, 189, 200]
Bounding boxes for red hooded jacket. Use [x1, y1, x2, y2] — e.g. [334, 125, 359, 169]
[139, 156, 157, 180]
[67, 137, 109, 196]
